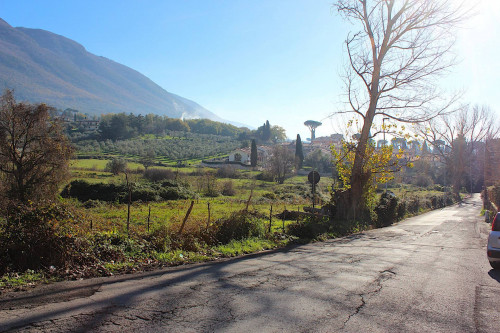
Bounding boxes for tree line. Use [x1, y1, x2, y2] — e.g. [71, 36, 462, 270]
[77, 112, 288, 144]
[96, 113, 246, 141]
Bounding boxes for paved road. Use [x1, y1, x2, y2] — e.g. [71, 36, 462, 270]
[1, 194, 499, 332]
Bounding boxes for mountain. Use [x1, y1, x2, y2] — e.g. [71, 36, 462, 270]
[0, 18, 224, 121]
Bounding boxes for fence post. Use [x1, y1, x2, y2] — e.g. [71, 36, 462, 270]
[125, 172, 132, 237]
[147, 205, 151, 232]
[282, 206, 286, 231]
[179, 200, 195, 234]
[245, 188, 254, 212]
[207, 202, 211, 228]
[269, 204, 273, 233]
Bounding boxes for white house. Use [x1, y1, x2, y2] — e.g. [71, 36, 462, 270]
[228, 146, 272, 165]
[228, 148, 251, 164]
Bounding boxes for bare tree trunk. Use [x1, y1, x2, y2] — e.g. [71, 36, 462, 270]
[347, 69, 380, 219]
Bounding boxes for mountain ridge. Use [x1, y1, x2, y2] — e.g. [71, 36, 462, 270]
[0, 18, 228, 123]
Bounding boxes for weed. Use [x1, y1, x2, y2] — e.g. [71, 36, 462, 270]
[214, 238, 277, 257]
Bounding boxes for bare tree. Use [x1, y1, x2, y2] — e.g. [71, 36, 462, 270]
[268, 145, 295, 184]
[333, 0, 466, 218]
[0, 89, 73, 203]
[419, 105, 499, 196]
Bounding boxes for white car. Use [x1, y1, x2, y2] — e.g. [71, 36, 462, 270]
[487, 212, 500, 269]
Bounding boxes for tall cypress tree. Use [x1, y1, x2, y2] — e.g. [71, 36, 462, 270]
[295, 134, 304, 169]
[263, 120, 271, 142]
[250, 139, 258, 167]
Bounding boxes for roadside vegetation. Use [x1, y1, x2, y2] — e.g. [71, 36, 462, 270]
[0, 151, 458, 291]
[2, 62, 498, 291]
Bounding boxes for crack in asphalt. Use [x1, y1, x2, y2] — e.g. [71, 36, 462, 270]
[342, 268, 397, 328]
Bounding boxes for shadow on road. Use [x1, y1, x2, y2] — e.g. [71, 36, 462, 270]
[1, 243, 316, 331]
[1, 194, 485, 331]
[0, 243, 302, 311]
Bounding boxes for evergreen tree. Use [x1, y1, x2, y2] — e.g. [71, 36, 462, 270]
[263, 120, 271, 142]
[250, 139, 258, 167]
[295, 134, 304, 169]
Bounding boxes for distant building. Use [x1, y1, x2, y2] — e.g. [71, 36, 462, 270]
[75, 120, 100, 131]
[228, 146, 271, 165]
[228, 149, 250, 164]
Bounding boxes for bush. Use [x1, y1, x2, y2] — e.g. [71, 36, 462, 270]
[396, 201, 407, 220]
[262, 192, 276, 200]
[90, 232, 151, 261]
[83, 199, 104, 208]
[0, 203, 92, 275]
[488, 185, 500, 210]
[221, 180, 236, 196]
[287, 216, 331, 239]
[396, 193, 454, 219]
[130, 184, 162, 202]
[429, 195, 446, 209]
[61, 180, 124, 202]
[374, 191, 399, 227]
[144, 168, 176, 182]
[407, 197, 420, 214]
[256, 171, 274, 182]
[215, 211, 266, 244]
[106, 158, 127, 175]
[145, 225, 172, 252]
[61, 180, 193, 203]
[216, 165, 238, 178]
[413, 174, 433, 187]
[432, 184, 445, 192]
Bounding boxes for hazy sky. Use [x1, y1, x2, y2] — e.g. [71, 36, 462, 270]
[1, 0, 498, 140]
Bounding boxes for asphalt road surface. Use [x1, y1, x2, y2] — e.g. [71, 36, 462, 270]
[1, 194, 499, 332]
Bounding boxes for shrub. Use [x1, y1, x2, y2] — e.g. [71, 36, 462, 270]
[444, 193, 455, 206]
[216, 165, 238, 178]
[83, 199, 104, 208]
[221, 180, 236, 196]
[488, 185, 500, 210]
[429, 195, 446, 209]
[287, 215, 331, 239]
[144, 168, 175, 182]
[262, 192, 276, 200]
[0, 203, 92, 275]
[130, 184, 162, 202]
[407, 197, 420, 214]
[215, 211, 266, 244]
[396, 201, 407, 220]
[432, 184, 445, 192]
[105, 158, 127, 175]
[413, 174, 433, 187]
[145, 225, 172, 252]
[91, 232, 152, 260]
[374, 191, 399, 227]
[256, 171, 274, 182]
[61, 180, 124, 202]
[61, 180, 193, 203]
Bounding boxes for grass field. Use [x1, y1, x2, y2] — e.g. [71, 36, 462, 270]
[71, 159, 146, 171]
[0, 155, 458, 290]
[65, 158, 333, 236]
